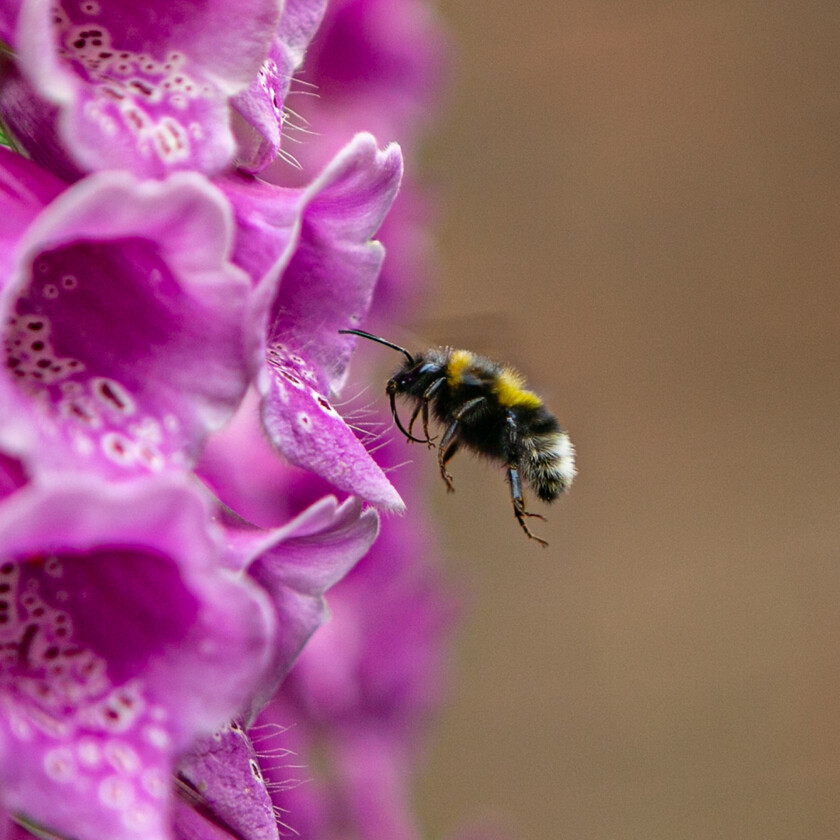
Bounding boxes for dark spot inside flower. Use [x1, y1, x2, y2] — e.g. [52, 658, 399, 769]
[26, 321, 44, 332]
[96, 380, 129, 410]
[0, 563, 14, 574]
[73, 39, 85, 49]
[36, 359, 51, 369]
[6, 357, 20, 368]
[0, 600, 8, 610]
[130, 80, 154, 97]
[31, 341, 44, 351]
[17, 623, 38, 667]
[13, 370, 25, 378]
[0, 615, 7, 625]
[45, 646, 59, 659]
[0, 583, 9, 592]
[317, 396, 332, 410]
[69, 403, 93, 421]
[249, 759, 263, 780]
[104, 708, 120, 721]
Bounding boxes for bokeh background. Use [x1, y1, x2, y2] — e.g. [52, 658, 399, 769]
[408, 2, 840, 838]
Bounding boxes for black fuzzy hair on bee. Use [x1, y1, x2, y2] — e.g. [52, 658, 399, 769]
[340, 328, 576, 546]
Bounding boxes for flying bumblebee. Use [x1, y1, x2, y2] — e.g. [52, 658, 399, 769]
[340, 329, 576, 546]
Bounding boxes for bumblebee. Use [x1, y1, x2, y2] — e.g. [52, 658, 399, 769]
[340, 329, 576, 546]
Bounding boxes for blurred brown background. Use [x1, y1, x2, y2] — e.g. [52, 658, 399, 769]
[413, 2, 840, 838]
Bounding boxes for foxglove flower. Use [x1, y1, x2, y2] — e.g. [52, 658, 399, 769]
[174, 494, 379, 840]
[0, 474, 275, 840]
[0, 0, 284, 178]
[0, 0, 467, 839]
[0, 147, 255, 477]
[258, 426, 454, 840]
[200, 133, 404, 515]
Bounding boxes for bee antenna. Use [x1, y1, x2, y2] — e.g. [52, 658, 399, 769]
[339, 329, 415, 366]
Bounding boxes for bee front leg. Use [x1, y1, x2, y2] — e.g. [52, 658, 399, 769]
[507, 465, 549, 547]
[408, 377, 445, 448]
[407, 402, 424, 439]
[389, 388, 428, 443]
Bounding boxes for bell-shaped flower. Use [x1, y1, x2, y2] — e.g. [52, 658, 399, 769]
[200, 133, 404, 515]
[0, 147, 255, 477]
[0, 474, 276, 840]
[170, 493, 379, 840]
[0, 0, 281, 178]
[258, 429, 455, 840]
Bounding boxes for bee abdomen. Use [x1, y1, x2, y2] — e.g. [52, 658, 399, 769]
[520, 431, 577, 501]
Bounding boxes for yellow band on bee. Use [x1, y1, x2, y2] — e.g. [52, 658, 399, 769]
[446, 349, 474, 385]
[495, 367, 543, 409]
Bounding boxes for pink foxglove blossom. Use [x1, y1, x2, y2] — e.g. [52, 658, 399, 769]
[216, 132, 404, 511]
[0, 474, 276, 840]
[0, 147, 255, 476]
[0, 0, 468, 838]
[0, 0, 284, 178]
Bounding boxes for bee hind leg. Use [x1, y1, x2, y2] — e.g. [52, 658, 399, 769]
[507, 465, 549, 547]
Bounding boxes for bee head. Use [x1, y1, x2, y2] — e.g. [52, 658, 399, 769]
[386, 355, 437, 395]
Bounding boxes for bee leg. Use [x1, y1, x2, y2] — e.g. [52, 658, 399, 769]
[420, 378, 446, 447]
[437, 423, 459, 491]
[437, 396, 486, 491]
[439, 440, 461, 492]
[407, 402, 424, 438]
[507, 465, 549, 547]
[390, 389, 428, 443]
[406, 379, 444, 449]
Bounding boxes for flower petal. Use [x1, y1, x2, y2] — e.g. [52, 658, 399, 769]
[232, 0, 328, 173]
[8, 0, 282, 176]
[259, 357, 403, 510]
[245, 135, 404, 507]
[265, 133, 403, 393]
[0, 147, 65, 281]
[233, 495, 379, 713]
[0, 474, 274, 840]
[177, 722, 279, 840]
[0, 169, 255, 476]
